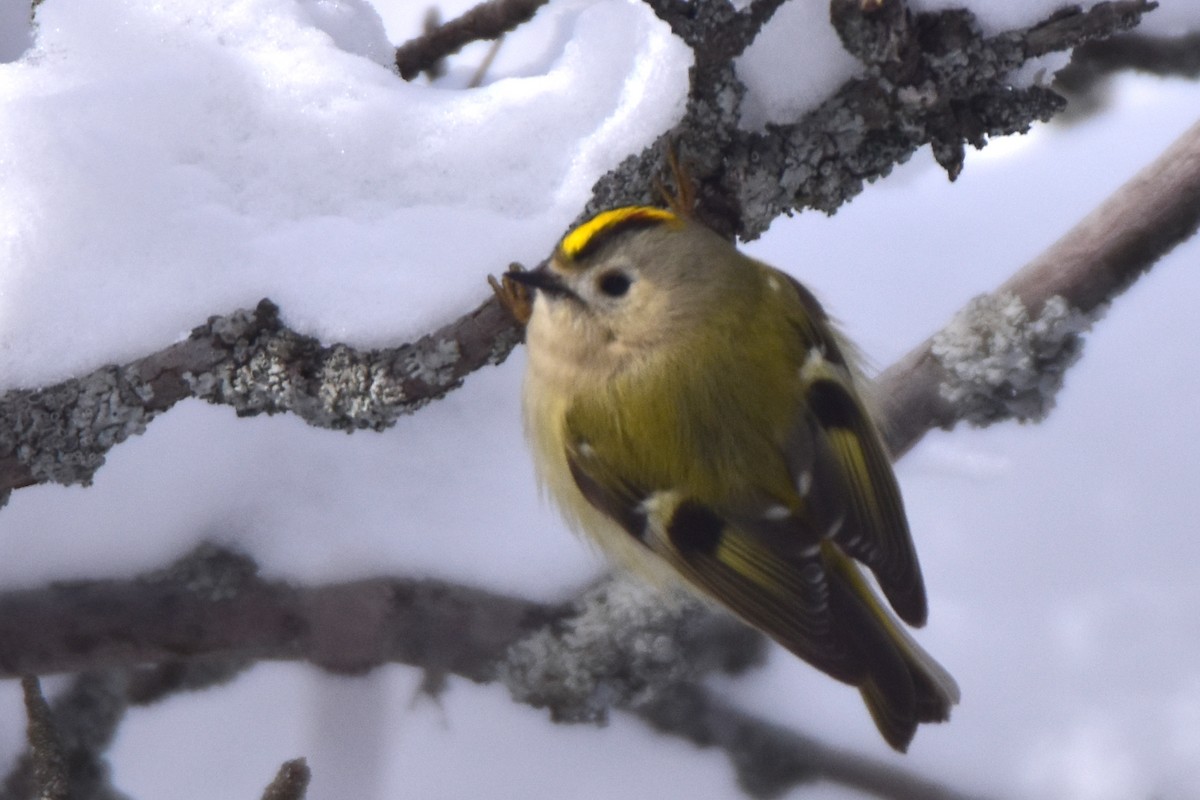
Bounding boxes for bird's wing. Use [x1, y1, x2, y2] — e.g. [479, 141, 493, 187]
[565, 441, 865, 684]
[780, 270, 928, 626]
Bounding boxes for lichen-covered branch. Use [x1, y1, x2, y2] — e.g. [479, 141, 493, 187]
[500, 575, 765, 724]
[3, 667, 311, 800]
[16, 677, 68, 800]
[0, 547, 975, 800]
[0, 0, 1165, 507]
[589, 0, 1154, 239]
[877, 113, 1200, 456]
[0, 296, 522, 503]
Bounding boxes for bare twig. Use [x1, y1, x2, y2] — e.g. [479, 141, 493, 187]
[261, 759, 310, 800]
[18, 677, 68, 800]
[395, 0, 548, 80]
[1064, 30, 1200, 81]
[2, 673, 128, 800]
[468, 36, 505, 88]
[1055, 31, 1200, 118]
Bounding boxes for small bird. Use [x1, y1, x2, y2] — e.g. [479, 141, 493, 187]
[505, 205, 959, 751]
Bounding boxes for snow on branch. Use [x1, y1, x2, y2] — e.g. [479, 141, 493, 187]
[588, 0, 1155, 238]
[0, 0, 1162, 506]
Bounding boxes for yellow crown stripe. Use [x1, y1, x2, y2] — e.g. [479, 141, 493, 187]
[559, 206, 679, 261]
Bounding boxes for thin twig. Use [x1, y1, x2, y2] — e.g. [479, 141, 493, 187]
[395, 0, 548, 80]
[2, 673, 128, 800]
[468, 36, 505, 88]
[260, 759, 310, 800]
[635, 683, 994, 800]
[18, 677, 68, 800]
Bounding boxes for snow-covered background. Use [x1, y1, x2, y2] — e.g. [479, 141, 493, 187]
[1, 0, 1199, 798]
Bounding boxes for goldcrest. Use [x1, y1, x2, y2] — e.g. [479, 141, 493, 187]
[506, 206, 959, 751]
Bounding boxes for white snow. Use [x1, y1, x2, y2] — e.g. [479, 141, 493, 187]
[736, 0, 861, 129]
[0, 0, 689, 388]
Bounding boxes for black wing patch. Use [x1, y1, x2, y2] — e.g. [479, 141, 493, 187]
[804, 377, 927, 626]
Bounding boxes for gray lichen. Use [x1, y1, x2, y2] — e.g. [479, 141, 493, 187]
[139, 542, 260, 602]
[2, 297, 523, 494]
[184, 301, 477, 432]
[499, 575, 765, 724]
[932, 293, 1093, 425]
[592, 2, 1149, 241]
[0, 364, 159, 487]
[402, 337, 460, 387]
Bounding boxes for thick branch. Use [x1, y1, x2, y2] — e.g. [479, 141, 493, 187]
[589, 0, 1154, 238]
[0, 296, 522, 501]
[0, 546, 559, 681]
[0, 549, 974, 800]
[0, 0, 1158, 506]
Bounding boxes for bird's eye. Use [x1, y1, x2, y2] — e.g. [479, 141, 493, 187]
[597, 270, 632, 297]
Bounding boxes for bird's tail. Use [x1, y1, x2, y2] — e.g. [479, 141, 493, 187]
[824, 544, 961, 751]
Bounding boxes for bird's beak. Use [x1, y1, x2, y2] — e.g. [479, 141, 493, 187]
[505, 262, 577, 301]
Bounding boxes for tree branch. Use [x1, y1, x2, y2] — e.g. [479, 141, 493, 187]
[1055, 30, 1200, 117]
[587, 0, 1154, 239]
[0, 295, 522, 503]
[0, 545, 560, 680]
[635, 683, 994, 800]
[260, 759, 310, 800]
[877, 113, 1200, 456]
[394, 0, 549, 81]
[17, 676, 69, 800]
[1, 673, 128, 800]
[0, 0, 1159, 506]
[0, 547, 977, 800]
